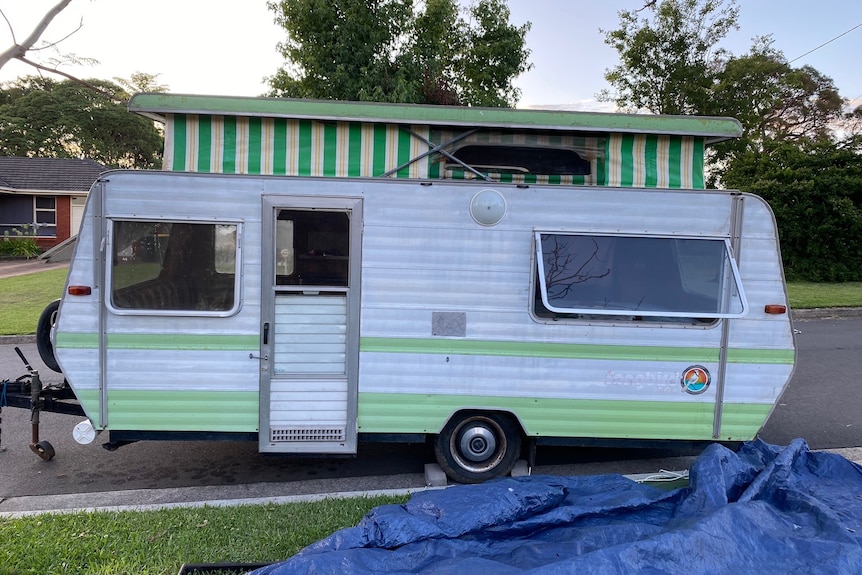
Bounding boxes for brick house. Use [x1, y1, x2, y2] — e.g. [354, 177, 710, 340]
[0, 157, 107, 250]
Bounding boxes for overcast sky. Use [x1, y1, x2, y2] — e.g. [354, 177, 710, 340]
[1, 1, 860, 110]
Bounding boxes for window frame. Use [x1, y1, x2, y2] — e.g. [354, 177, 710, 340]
[33, 195, 57, 237]
[533, 231, 748, 322]
[106, 217, 243, 317]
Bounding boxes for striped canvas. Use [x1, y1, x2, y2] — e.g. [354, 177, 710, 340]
[164, 114, 707, 189]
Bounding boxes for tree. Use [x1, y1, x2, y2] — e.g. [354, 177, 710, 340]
[723, 139, 862, 282]
[265, 0, 532, 107]
[709, 38, 845, 159]
[0, 75, 163, 168]
[599, 0, 739, 115]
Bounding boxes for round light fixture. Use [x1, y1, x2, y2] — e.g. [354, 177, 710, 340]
[470, 189, 507, 226]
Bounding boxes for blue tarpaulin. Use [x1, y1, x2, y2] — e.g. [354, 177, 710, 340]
[249, 440, 862, 574]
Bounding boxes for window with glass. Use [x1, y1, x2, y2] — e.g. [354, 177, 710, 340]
[110, 220, 240, 314]
[34, 196, 57, 236]
[275, 210, 350, 287]
[534, 233, 746, 323]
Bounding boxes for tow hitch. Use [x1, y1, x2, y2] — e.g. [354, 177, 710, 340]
[0, 347, 84, 460]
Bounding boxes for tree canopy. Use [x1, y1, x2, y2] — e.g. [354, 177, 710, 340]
[601, 0, 861, 281]
[601, 0, 847, 154]
[600, 0, 739, 115]
[265, 0, 532, 107]
[0, 76, 163, 169]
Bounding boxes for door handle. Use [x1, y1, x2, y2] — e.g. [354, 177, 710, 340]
[263, 322, 269, 345]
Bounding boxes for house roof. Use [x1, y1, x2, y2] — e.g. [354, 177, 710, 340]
[0, 157, 107, 194]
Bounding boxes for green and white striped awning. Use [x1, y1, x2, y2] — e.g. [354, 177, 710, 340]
[131, 94, 739, 190]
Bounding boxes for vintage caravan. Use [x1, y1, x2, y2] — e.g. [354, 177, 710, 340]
[27, 94, 794, 483]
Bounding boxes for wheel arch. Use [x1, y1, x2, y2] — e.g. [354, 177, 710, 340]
[435, 406, 528, 436]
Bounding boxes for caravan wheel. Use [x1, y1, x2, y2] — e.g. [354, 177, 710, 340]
[434, 412, 522, 484]
[36, 300, 62, 373]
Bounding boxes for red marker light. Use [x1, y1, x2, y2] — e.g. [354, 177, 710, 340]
[67, 285, 92, 296]
[764, 304, 787, 314]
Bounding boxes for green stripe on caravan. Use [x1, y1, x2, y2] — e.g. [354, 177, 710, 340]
[105, 390, 258, 432]
[55, 333, 793, 364]
[67, 390, 258, 431]
[56, 333, 258, 351]
[359, 337, 794, 365]
[357, 392, 773, 440]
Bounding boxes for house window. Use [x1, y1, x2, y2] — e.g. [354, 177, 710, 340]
[109, 220, 241, 315]
[533, 233, 747, 324]
[34, 196, 57, 237]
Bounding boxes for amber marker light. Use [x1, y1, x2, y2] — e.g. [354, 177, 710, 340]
[764, 304, 787, 314]
[67, 285, 92, 296]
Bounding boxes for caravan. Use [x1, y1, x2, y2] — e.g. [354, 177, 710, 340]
[26, 95, 794, 483]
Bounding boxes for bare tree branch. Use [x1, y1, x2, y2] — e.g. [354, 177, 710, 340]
[0, 0, 75, 69]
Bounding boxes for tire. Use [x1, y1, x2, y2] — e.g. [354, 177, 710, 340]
[36, 299, 62, 373]
[434, 411, 522, 484]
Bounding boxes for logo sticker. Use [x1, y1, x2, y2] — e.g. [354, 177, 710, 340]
[681, 365, 710, 395]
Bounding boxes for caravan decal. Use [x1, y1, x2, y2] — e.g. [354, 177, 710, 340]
[681, 366, 711, 395]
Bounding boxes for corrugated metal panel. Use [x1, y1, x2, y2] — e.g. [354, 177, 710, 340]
[55, 171, 792, 445]
[268, 378, 349, 431]
[273, 294, 347, 374]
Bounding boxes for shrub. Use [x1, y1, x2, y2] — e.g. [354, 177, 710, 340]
[1, 224, 42, 258]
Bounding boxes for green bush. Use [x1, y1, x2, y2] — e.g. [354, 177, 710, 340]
[0, 224, 41, 258]
[723, 139, 862, 282]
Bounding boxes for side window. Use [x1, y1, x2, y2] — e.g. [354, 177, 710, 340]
[533, 233, 746, 323]
[275, 210, 349, 287]
[110, 220, 240, 314]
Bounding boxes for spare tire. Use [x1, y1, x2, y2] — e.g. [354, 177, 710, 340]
[36, 299, 62, 373]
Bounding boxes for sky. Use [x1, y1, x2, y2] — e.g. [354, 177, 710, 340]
[1, 0, 860, 111]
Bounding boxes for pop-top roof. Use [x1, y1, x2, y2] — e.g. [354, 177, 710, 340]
[128, 93, 743, 144]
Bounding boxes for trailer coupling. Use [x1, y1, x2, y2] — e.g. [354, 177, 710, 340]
[0, 347, 84, 460]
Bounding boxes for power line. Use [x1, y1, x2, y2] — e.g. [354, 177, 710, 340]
[789, 22, 862, 64]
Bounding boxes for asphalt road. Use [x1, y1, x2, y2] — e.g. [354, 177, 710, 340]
[1, 315, 860, 509]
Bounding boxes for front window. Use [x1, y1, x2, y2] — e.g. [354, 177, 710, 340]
[110, 220, 240, 314]
[534, 233, 746, 323]
[34, 196, 56, 237]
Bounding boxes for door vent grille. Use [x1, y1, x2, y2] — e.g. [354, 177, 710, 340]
[271, 427, 345, 442]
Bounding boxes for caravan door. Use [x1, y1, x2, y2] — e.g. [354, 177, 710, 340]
[259, 196, 362, 453]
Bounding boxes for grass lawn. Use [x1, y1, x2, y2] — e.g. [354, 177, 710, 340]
[2, 268, 862, 335]
[0, 495, 407, 575]
[0, 268, 67, 335]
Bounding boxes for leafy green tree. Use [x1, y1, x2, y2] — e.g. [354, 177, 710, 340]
[265, 0, 532, 107]
[709, 38, 845, 161]
[723, 139, 862, 281]
[600, 0, 739, 115]
[0, 76, 163, 169]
